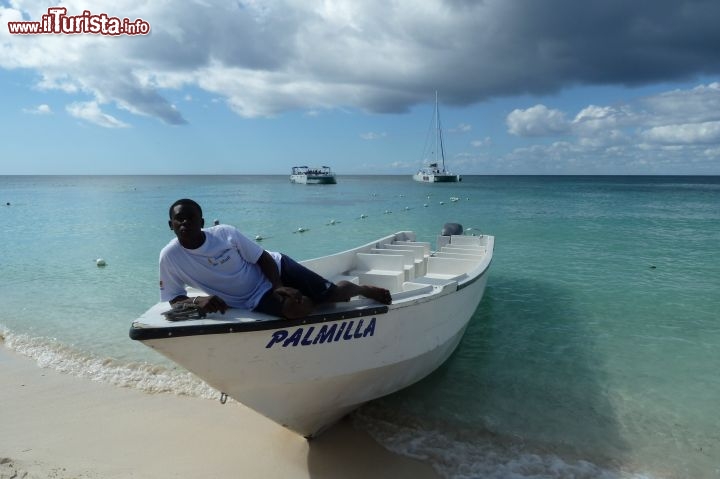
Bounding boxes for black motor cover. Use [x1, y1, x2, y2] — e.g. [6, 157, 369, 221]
[441, 223, 463, 236]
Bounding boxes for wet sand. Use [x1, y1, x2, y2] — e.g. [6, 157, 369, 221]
[0, 346, 440, 479]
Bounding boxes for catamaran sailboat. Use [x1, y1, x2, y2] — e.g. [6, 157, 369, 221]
[413, 92, 461, 183]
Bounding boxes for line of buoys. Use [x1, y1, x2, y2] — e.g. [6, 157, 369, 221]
[249, 194, 471, 242]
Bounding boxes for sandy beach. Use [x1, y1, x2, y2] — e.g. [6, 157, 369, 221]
[0, 346, 440, 479]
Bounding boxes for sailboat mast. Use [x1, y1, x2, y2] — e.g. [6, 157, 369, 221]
[435, 91, 446, 172]
[434, 91, 439, 167]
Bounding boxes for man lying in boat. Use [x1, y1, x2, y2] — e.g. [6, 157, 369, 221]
[160, 198, 392, 320]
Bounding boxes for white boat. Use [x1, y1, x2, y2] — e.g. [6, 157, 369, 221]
[413, 92, 461, 183]
[130, 224, 493, 438]
[290, 166, 337, 184]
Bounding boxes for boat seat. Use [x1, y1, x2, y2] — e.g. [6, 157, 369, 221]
[390, 282, 434, 301]
[411, 276, 460, 293]
[371, 248, 416, 280]
[393, 240, 431, 256]
[434, 251, 484, 261]
[424, 256, 470, 281]
[381, 243, 428, 276]
[440, 245, 486, 256]
[330, 274, 359, 285]
[351, 253, 406, 293]
[447, 235, 484, 247]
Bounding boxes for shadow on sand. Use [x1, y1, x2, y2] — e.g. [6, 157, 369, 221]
[305, 415, 439, 479]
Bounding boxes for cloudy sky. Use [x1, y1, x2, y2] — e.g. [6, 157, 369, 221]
[1, 0, 719, 175]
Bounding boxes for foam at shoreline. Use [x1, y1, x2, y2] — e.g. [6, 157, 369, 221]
[1, 326, 217, 400]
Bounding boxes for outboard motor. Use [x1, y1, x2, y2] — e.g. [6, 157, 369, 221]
[441, 222, 463, 236]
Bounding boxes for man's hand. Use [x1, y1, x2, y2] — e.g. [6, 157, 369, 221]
[192, 295, 228, 314]
[273, 286, 303, 305]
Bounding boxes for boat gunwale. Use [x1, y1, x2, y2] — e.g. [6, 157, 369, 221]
[128, 259, 491, 342]
[129, 304, 388, 341]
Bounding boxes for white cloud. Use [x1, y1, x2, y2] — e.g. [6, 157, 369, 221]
[23, 104, 52, 114]
[66, 101, 130, 128]
[640, 82, 720, 125]
[2, 1, 719, 126]
[641, 121, 720, 144]
[360, 131, 387, 140]
[448, 123, 472, 133]
[471, 137, 492, 147]
[490, 82, 720, 173]
[507, 105, 569, 136]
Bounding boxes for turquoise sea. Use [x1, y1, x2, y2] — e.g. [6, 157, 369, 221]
[1, 175, 719, 478]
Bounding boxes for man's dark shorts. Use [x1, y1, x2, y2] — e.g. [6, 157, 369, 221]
[254, 254, 337, 316]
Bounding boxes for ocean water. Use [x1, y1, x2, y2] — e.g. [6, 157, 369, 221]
[1, 175, 719, 479]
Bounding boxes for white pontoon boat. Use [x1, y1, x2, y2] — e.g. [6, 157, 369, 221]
[290, 166, 337, 184]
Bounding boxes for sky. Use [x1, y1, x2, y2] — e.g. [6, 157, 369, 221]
[1, 0, 720, 175]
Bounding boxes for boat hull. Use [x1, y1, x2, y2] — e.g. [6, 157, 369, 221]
[138, 271, 487, 437]
[413, 172, 461, 183]
[290, 174, 337, 184]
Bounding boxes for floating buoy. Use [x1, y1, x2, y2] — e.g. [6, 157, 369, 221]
[384, 210, 392, 214]
[327, 219, 340, 225]
[359, 214, 368, 219]
[404, 206, 410, 211]
[423, 203, 428, 207]
[96, 258, 107, 267]
[295, 227, 308, 233]
[255, 235, 264, 241]
[439, 201, 444, 205]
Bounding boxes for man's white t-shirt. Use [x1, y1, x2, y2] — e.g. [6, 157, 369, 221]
[159, 225, 282, 310]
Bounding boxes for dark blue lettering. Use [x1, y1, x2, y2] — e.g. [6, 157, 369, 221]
[314, 324, 337, 344]
[301, 326, 315, 345]
[334, 322, 347, 341]
[363, 318, 376, 337]
[266, 330, 288, 349]
[283, 328, 303, 347]
[353, 319, 365, 338]
[343, 321, 355, 340]
[268, 318, 376, 348]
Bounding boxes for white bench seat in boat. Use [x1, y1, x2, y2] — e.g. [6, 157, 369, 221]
[371, 248, 416, 280]
[330, 274, 359, 285]
[350, 253, 406, 292]
[380, 243, 429, 276]
[434, 251, 485, 261]
[423, 256, 471, 281]
[393, 240, 431, 256]
[440, 245, 486, 256]
[446, 235, 484, 247]
[390, 282, 434, 301]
